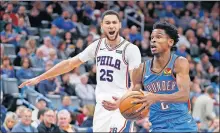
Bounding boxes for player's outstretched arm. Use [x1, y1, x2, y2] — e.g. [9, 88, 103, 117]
[19, 56, 83, 88]
[155, 57, 190, 102]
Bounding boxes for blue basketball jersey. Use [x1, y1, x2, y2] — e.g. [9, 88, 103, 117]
[142, 53, 197, 132]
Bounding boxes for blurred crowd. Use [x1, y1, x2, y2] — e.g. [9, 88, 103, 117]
[0, 1, 219, 132]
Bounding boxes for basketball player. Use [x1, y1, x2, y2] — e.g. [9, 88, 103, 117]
[131, 21, 198, 132]
[19, 10, 141, 132]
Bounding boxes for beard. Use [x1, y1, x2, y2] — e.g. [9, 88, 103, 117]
[104, 31, 119, 41]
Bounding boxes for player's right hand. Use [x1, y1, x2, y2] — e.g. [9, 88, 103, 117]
[18, 77, 41, 88]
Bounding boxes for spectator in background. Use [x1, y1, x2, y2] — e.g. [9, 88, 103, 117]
[46, 1, 62, 15]
[47, 48, 60, 65]
[25, 39, 37, 57]
[129, 25, 143, 43]
[52, 10, 76, 32]
[38, 37, 55, 60]
[75, 74, 95, 101]
[48, 27, 61, 48]
[31, 108, 47, 129]
[87, 64, 97, 85]
[208, 118, 219, 132]
[30, 48, 45, 68]
[28, 6, 41, 27]
[58, 109, 76, 132]
[12, 108, 38, 132]
[5, 3, 18, 26]
[15, 17, 29, 36]
[58, 95, 78, 113]
[16, 57, 34, 80]
[37, 109, 63, 132]
[83, 34, 94, 48]
[200, 53, 213, 72]
[61, 1, 75, 16]
[38, 61, 63, 96]
[15, 105, 27, 121]
[57, 41, 68, 60]
[13, 46, 28, 66]
[193, 87, 216, 131]
[1, 22, 20, 48]
[89, 25, 100, 41]
[68, 67, 82, 85]
[16, 6, 30, 27]
[80, 104, 95, 127]
[61, 73, 76, 96]
[69, 38, 84, 57]
[0, 12, 12, 32]
[1, 56, 15, 78]
[175, 43, 188, 58]
[32, 97, 47, 126]
[64, 32, 74, 46]
[1, 112, 18, 133]
[176, 26, 190, 49]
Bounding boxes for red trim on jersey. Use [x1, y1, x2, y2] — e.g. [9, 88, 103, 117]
[119, 120, 127, 132]
[126, 65, 129, 89]
[122, 42, 130, 65]
[188, 99, 191, 111]
[95, 39, 102, 57]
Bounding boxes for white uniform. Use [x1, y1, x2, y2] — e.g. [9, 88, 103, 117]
[78, 37, 141, 132]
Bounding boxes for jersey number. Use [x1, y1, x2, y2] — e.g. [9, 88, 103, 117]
[161, 102, 169, 110]
[100, 69, 113, 82]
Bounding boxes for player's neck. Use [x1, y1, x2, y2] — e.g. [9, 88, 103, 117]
[154, 51, 171, 67]
[106, 36, 121, 48]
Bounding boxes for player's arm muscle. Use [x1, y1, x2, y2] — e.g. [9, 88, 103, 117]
[37, 56, 83, 81]
[155, 57, 190, 102]
[129, 63, 144, 91]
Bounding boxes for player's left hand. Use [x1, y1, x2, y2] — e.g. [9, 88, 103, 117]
[132, 92, 157, 113]
[102, 96, 120, 111]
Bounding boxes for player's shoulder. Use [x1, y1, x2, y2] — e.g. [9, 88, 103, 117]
[174, 56, 189, 71]
[124, 40, 139, 51]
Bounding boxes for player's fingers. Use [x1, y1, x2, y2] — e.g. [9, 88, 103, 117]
[112, 96, 119, 101]
[103, 100, 115, 106]
[131, 95, 143, 99]
[136, 103, 147, 113]
[132, 98, 146, 104]
[18, 80, 30, 88]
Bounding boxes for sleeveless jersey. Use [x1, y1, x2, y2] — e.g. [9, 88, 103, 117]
[95, 38, 131, 103]
[142, 53, 190, 125]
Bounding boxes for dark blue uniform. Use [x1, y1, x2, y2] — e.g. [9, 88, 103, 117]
[142, 54, 197, 132]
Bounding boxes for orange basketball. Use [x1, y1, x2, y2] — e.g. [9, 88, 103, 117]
[119, 91, 149, 120]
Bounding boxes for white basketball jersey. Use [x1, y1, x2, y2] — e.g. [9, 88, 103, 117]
[95, 38, 130, 103]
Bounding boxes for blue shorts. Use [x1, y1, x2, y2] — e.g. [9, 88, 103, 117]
[150, 114, 198, 132]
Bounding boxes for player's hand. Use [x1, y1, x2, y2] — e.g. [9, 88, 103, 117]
[18, 77, 41, 88]
[102, 96, 120, 111]
[132, 92, 157, 113]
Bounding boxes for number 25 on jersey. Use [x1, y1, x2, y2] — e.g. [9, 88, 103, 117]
[100, 69, 113, 82]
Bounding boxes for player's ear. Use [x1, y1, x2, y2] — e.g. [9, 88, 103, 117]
[119, 22, 122, 29]
[168, 39, 174, 47]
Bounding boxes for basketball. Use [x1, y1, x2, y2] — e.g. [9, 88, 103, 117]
[119, 91, 149, 120]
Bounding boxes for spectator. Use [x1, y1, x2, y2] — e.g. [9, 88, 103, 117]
[200, 53, 213, 72]
[1, 22, 20, 48]
[15, 17, 29, 36]
[129, 25, 143, 43]
[58, 95, 78, 113]
[80, 104, 95, 127]
[75, 74, 95, 101]
[89, 25, 100, 41]
[1, 56, 15, 78]
[68, 67, 82, 85]
[193, 87, 216, 131]
[208, 118, 219, 132]
[5, 3, 18, 26]
[0, 91, 7, 125]
[52, 10, 76, 32]
[57, 41, 68, 60]
[87, 64, 97, 85]
[15, 105, 27, 121]
[25, 39, 37, 56]
[58, 109, 76, 132]
[83, 34, 94, 48]
[61, 73, 76, 96]
[28, 6, 41, 27]
[1, 112, 18, 133]
[0, 12, 12, 32]
[61, 1, 75, 16]
[16, 6, 30, 27]
[32, 97, 47, 126]
[12, 108, 38, 132]
[47, 48, 60, 65]
[64, 32, 75, 46]
[16, 57, 34, 80]
[13, 46, 28, 66]
[175, 43, 188, 58]
[176, 27, 190, 49]
[48, 27, 61, 48]
[38, 61, 63, 96]
[38, 37, 55, 60]
[37, 109, 63, 132]
[69, 38, 84, 57]
[46, 1, 62, 15]
[32, 108, 47, 128]
[30, 48, 45, 68]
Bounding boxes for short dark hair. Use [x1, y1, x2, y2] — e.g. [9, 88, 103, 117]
[37, 108, 49, 119]
[101, 10, 120, 22]
[153, 21, 179, 46]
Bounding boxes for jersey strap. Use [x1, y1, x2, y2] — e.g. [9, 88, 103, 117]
[95, 38, 102, 57]
[122, 42, 130, 65]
